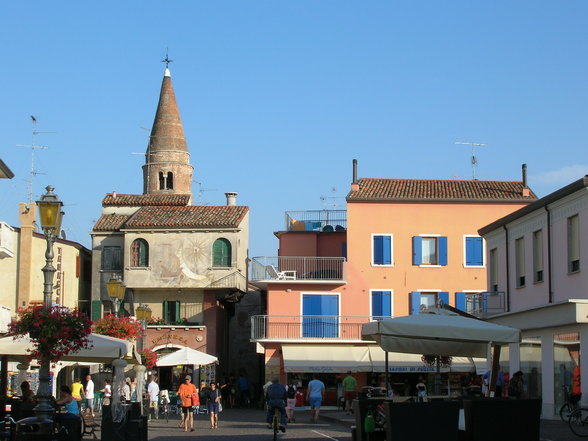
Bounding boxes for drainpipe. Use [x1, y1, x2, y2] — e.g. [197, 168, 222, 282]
[545, 206, 553, 303]
[503, 225, 510, 312]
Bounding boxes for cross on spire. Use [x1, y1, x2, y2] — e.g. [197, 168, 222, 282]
[162, 49, 174, 68]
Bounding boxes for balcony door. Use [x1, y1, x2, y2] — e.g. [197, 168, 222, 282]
[302, 294, 339, 338]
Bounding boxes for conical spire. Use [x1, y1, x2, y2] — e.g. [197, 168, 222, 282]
[143, 68, 193, 198]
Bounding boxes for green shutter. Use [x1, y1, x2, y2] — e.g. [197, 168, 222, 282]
[91, 300, 102, 321]
[163, 301, 169, 323]
[174, 301, 181, 322]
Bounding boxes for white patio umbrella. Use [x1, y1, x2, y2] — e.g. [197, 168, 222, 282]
[0, 333, 140, 363]
[362, 308, 521, 358]
[156, 346, 218, 367]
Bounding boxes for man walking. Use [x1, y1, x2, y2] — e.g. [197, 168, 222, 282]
[147, 376, 160, 421]
[306, 374, 325, 423]
[342, 371, 357, 414]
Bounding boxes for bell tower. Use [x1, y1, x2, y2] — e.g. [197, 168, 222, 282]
[143, 64, 193, 201]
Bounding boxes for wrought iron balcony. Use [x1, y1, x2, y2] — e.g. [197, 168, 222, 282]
[251, 315, 379, 341]
[250, 256, 346, 286]
[466, 291, 506, 317]
[285, 210, 347, 232]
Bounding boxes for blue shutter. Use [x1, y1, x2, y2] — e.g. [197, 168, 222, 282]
[303, 295, 321, 337]
[410, 292, 421, 315]
[412, 237, 423, 265]
[466, 237, 483, 266]
[439, 237, 448, 266]
[372, 292, 383, 318]
[482, 292, 488, 313]
[455, 292, 466, 311]
[322, 295, 339, 337]
[381, 292, 391, 318]
[382, 236, 392, 265]
[438, 292, 449, 307]
[373, 236, 384, 264]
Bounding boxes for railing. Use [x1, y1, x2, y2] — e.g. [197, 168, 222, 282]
[251, 315, 377, 341]
[250, 256, 346, 282]
[285, 210, 347, 232]
[466, 291, 506, 317]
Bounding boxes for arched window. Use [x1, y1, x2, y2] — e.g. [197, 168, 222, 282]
[130, 239, 149, 267]
[158, 172, 165, 190]
[212, 238, 231, 267]
[166, 172, 174, 190]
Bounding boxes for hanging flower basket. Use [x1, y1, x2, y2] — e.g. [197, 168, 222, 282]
[9, 305, 93, 362]
[421, 354, 453, 368]
[139, 348, 157, 368]
[94, 314, 143, 341]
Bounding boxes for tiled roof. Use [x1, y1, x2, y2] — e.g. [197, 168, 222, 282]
[102, 193, 191, 207]
[347, 178, 537, 202]
[93, 214, 131, 232]
[125, 206, 249, 229]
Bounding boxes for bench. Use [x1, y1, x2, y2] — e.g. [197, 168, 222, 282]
[81, 410, 100, 439]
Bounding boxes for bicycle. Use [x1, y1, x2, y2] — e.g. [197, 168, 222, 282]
[0, 415, 16, 441]
[569, 407, 588, 437]
[271, 407, 280, 441]
[560, 386, 581, 422]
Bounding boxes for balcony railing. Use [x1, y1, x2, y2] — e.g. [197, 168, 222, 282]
[251, 315, 377, 341]
[250, 256, 346, 282]
[285, 210, 347, 232]
[466, 291, 506, 317]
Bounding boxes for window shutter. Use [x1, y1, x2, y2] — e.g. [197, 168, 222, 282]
[91, 300, 102, 321]
[412, 237, 422, 265]
[383, 236, 392, 265]
[410, 292, 421, 315]
[482, 293, 488, 313]
[438, 292, 449, 306]
[174, 301, 181, 323]
[439, 237, 448, 266]
[163, 301, 169, 323]
[466, 237, 483, 266]
[381, 291, 391, 318]
[341, 242, 347, 259]
[373, 236, 384, 264]
[372, 292, 383, 318]
[455, 292, 466, 311]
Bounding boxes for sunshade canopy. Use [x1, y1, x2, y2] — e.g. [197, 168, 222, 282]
[362, 308, 521, 358]
[0, 333, 139, 363]
[156, 346, 218, 367]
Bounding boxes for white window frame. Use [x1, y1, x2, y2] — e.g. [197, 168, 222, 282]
[463, 235, 485, 268]
[371, 233, 394, 267]
[417, 233, 442, 268]
[299, 292, 341, 338]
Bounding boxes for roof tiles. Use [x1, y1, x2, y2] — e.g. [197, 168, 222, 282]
[102, 193, 191, 207]
[347, 178, 537, 202]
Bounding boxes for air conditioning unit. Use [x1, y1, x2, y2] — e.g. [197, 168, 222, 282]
[0, 222, 15, 258]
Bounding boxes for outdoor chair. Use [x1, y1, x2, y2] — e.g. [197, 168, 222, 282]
[266, 265, 296, 280]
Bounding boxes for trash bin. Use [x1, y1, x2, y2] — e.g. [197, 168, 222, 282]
[15, 417, 53, 441]
[57, 416, 81, 441]
[352, 398, 386, 441]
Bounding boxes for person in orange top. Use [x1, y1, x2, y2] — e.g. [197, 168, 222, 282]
[177, 375, 198, 432]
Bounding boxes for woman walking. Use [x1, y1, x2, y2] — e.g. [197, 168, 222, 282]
[207, 382, 221, 429]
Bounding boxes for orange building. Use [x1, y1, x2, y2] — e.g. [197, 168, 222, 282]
[251, 162, 537, 403]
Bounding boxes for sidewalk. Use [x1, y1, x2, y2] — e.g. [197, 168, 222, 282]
[319, 410, 578, 441]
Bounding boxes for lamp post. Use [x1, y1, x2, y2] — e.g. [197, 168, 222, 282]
[35, 185, 64, 421]
[106, 277, 125, 316]
[136, 304, 152, 351]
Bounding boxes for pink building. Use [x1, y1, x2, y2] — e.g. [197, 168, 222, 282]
[251, 162, 535, 403]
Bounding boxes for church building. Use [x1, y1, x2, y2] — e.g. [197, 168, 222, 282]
[90, 65, 249, 378]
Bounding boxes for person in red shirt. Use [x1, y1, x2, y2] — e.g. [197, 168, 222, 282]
[177, 375, 198, 432]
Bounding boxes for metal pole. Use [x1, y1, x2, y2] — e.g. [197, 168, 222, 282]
[35, 230, 56, 420]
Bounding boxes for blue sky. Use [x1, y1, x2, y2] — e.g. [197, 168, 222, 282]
[1, 1, 587, 257]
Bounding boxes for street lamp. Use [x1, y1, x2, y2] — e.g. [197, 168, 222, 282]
[106, 277, 125, 316]
[35, 185, 64, 421]
[136, 304, 152, 351]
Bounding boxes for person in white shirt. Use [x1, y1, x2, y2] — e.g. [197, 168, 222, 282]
[147, 376, 160, 421]
[85, 375, 95, 415]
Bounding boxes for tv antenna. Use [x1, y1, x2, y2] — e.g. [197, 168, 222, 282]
[454, 141, 487, 179]
[320, 187, 344, 210]
[132, 126, 154, 191]
[16, 116, 55, 206]
[193, 180, 217, 205]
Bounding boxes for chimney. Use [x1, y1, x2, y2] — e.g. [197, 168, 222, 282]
[225, 192, 237, 206]
[521, 164, 531, 197]
[351, 159, 359, 191]
[112, 191, 117, 199]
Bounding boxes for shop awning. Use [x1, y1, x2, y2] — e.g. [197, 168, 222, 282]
[281, 344, 487, 374]
[282, 345, 372, 373]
